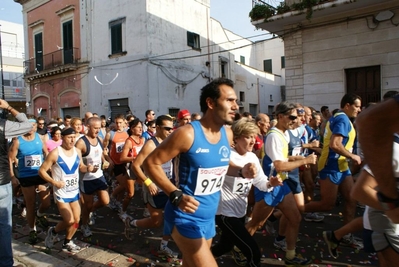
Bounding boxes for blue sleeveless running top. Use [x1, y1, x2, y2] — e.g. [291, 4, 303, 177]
[16, 133, 43, 178]
[165, 120, 230, 223]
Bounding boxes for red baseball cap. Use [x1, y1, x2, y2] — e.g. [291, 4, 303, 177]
[177, 109, 190, 120]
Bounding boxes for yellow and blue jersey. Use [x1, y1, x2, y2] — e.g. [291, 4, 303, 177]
[318, 112, 356, 172]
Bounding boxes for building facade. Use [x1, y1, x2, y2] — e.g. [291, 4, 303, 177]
[0, 20, 26, 115]
[18, 0, 285, 120]
[16, 0, 87, 119]
[252, 0, 399, 110]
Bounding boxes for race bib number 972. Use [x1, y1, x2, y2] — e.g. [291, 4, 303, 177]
[194, 166, 228, 196]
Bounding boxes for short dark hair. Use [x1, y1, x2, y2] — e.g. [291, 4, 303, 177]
[64, 114, 72, 120]
[340, 93, 361, 109]
[50, 126, 61, 137]
[275, 101, 296, 115]
[199, 78, 234, 113]
[156, 115, 173, 126]
[320, 106, 329, 113]
[145, 110, 153, 116]
[383, 90, 398, 100]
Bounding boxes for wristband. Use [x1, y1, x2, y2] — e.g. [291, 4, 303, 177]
[6, 106, 11, 111]
[169, 189, 183, 206]
[238, 168, 244, 178]
[144, 178, 153, 187]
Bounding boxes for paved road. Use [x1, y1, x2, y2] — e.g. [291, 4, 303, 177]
[12, 186, 378, 266]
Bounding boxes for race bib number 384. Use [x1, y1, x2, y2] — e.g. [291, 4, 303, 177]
[194, 166, 228, 196]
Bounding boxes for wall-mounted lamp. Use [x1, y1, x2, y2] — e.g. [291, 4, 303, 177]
[374, 10, 394, 22]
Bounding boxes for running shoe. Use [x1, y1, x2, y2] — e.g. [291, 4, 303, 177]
[124, 217, 136, 240]
[45, 227, 59, 248]
[108, 197, 122, 211]
[62, 241, 81, 253]
[119, 212, 132, 223]
[304, 212, 324, 222]
[231, 246, 247, 267]
[273, 238, 287, 251]
[88, 212, 95, 226]
[264, 220, 276, 236]
[284, 254, 311, 266]
[21, 207, 26, 218]
[341, 234, 364, 249]
[80, 224, 93, 238]
[158, 245, 179, 258]
[28, 230, 38, 244]
[36, 214, 49, 229]
[323, 230, 339, 259]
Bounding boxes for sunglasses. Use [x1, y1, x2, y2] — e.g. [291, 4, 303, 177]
[160, 126, 173, 131]
[297, 108, 305, 114]
[151, 113, 155, 116]
[288, 115, 297, 121]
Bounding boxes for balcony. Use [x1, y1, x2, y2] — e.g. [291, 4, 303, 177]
[250, 0, 394, 35]
[24, 47, 80, 80]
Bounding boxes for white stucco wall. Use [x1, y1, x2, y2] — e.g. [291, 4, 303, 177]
[84, 0, 284, 118]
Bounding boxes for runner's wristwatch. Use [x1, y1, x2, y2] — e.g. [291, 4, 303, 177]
[377, 191, 399, 210]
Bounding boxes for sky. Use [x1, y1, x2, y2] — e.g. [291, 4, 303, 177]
[0, 0, 275, 41]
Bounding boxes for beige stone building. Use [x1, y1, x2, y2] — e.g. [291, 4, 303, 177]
[252, 0, 399, 110]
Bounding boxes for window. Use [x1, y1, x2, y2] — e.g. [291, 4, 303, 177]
[168, 108, 179, 119]
[34, 33, 43, 71]
[239, 91, 245, 102]
[109, 17, 126, 56]
[3, 80, 10, 86]
[187, 31, 200, 50]
[240, 56, 245, 64]
[263, 59, 272, 73]
[281, 56, 285, 69]
[219, 57, 228, 78]
[268, 105, 274, 117]
[63, 20, 73, 64]
[249, 104, 258, 116]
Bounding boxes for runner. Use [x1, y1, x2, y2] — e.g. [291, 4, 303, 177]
[8, 118, 50, 244]
[306, 93, 362, 246]
[103, 114, 129, 212]
[143, 78, 257, 267]
[75, 117, 110, 237]
[246, 102, 316, 266]
[118, 118, 145, 222]
[125, 115, 178, 258]
[211, 118, 282, 267]
[39, 127, 99, 252]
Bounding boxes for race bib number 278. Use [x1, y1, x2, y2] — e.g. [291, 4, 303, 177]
[194, 166, 228, 196]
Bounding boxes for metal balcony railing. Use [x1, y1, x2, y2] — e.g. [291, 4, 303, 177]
[24, 47, 80, 75]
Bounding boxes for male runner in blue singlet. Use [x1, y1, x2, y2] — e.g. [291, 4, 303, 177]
[143, 78, 257, 267]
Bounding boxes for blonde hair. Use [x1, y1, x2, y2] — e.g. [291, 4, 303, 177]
[70, 117, 82, 127]
[232, 118, 259, 139]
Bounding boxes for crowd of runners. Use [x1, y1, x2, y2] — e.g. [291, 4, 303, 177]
[5, 78, 399, 267]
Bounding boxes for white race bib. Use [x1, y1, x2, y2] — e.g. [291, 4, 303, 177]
[194, 166, 228, 195]
[292, 147, 302, 156]
[24, 155, 42, 168]
[232, 177, 253, 196]
[116, 142, 124, 153]
[64, 174, 79, 192]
